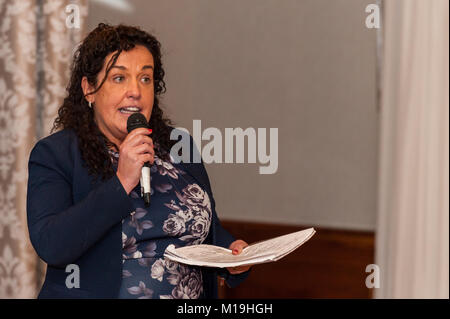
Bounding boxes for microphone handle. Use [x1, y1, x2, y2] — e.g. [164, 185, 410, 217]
[141, 162, 151, 207]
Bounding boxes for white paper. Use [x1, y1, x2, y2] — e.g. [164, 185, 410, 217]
[164, 227, 316, 268]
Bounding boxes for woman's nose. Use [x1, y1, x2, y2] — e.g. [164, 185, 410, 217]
[126, 79, 141, 99]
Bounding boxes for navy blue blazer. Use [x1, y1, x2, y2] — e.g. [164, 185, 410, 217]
[27, 129, 249, 298]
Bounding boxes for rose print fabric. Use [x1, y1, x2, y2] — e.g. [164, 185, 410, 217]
[109, 150, 212, 299]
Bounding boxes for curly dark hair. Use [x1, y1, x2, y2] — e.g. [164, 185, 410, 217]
[52, 23, 176, 180]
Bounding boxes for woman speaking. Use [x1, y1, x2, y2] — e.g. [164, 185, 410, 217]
[26, 23, 251, 299]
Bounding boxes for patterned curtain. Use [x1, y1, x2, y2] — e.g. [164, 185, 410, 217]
[0, 0, 87, 298]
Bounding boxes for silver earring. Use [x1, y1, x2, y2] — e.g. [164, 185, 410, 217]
[88, 101, 92, 108]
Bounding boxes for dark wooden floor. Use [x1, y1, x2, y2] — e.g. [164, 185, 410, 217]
[218, 220, 375, 299]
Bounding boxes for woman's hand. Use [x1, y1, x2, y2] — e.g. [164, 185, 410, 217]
[116, 128, 154, 194]
[226, 239, 253, 275]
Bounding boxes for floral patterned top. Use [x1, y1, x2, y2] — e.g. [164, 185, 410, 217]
[109, 150, 212, 299]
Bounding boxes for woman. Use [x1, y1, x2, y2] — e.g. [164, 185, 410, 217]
[27, 23, 251, 299]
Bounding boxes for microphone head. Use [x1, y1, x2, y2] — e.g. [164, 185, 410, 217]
[127, 113, 149, 133]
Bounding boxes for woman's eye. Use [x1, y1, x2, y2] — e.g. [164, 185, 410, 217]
[141, 76, 152, 84]
[113, 75, 124, 83]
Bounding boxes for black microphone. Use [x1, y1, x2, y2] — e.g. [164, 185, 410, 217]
[127, 113, 151, 207]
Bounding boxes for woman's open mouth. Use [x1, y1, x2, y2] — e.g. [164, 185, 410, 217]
[119, 106, 142, 114]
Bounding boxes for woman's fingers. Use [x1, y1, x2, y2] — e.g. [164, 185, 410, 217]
[229, 239, 249, 255]
[226, 239, 252, 274]
[119, 128, 154, 162]
[116, 127, 154, 194]
[134, 143, 155, 156]
[138, 153, 154, 165]
[227, 264, 252, 275]
[125, 127, 152, 140]
[127, 134, 154, 148]
[122, 128, 153, 147]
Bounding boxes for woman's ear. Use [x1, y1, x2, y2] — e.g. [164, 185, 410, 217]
[81, 76, 95, 103]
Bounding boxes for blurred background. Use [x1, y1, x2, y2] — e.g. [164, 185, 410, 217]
[0, 0, 448, 298]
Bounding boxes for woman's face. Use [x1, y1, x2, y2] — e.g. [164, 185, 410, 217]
[82, 45, 155, 146]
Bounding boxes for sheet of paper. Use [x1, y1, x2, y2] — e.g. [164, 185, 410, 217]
[164, 228, 316, 268]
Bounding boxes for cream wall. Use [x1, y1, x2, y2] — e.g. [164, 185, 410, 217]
[88, 0, 378, 231]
